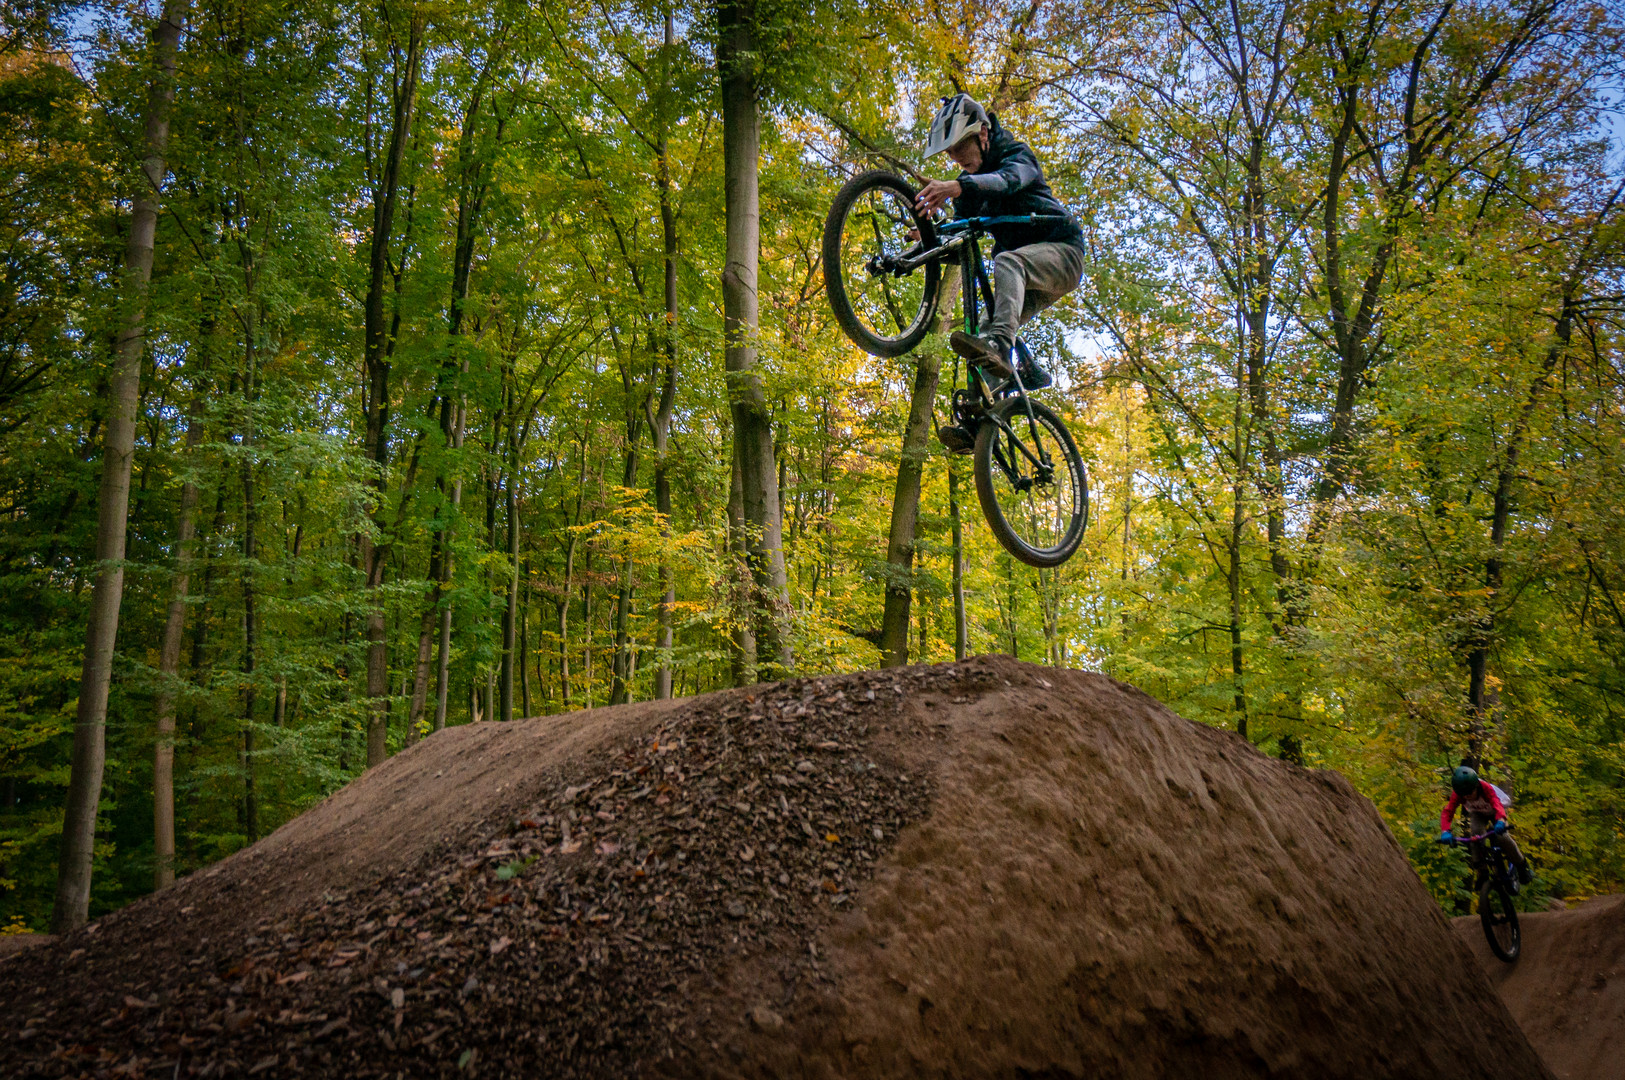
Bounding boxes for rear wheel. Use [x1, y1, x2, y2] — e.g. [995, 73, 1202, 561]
[1479, 881, 1521, 962]
[822, 170, 941, 357]
[972, 396, 1088, 568]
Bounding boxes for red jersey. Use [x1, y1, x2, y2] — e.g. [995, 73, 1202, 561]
[1441, 780, 1507, 830]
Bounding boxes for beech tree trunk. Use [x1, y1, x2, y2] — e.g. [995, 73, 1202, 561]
[152, 370, 207, 889]
[240, 345, 260, 841]
[651, 12, 679, 701]
[416, 59, 498, 735]
[1229, 476, 1247, 739]
[609, 434, 639, 706]
[433, 394, 467, 731]
[558, 532, 575, 706]
[361, 6, 423, 767]
[727, 449, 756, 684]
[520, 568, 532, 717]
[1467, 291, 1580, 754]
[500, 434, 519, 722]
[949, 465, 967, 660]
[53, 0, 184, 933]
[405, 600, 434, 744]
[879, 277, 956, 666]
[718, 0, 791, 678]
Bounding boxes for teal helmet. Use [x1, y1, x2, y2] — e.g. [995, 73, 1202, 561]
[1451, 765, 1480, 798]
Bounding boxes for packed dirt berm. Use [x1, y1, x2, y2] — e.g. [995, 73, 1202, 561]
[1454, 893, 1624, 1080]
[0, 657, 1550, 1078]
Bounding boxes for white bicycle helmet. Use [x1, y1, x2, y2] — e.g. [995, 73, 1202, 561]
[924, 93, 989, 158]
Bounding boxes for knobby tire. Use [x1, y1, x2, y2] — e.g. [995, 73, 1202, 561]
[822, 171, 940, 358]
[972, 396, 1088, 568]
[1479, 879, 1521, 963]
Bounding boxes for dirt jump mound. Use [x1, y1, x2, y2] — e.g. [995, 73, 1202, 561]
[1, 657, 1547, 1078]
[1455, 893, 1624, 1080]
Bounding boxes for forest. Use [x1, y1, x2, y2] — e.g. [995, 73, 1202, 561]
[2, 0, 1622, 934]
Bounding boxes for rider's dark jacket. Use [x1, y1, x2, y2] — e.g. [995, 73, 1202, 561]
[952, 115, 1084, 259]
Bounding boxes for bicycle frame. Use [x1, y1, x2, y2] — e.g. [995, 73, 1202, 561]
[1439, 830, 1518, 891]
[925, 214, 1070, 488]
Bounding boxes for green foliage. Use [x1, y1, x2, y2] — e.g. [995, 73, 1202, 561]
[2, 0, 1622, 932]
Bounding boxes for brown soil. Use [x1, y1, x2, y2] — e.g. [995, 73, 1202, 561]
[0, 657, 1548, 1079]
[1455, 893, 1625, 1080]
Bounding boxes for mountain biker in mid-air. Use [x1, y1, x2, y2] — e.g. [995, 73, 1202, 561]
[913, 92, 1086, 455]
[1440, 764, 1533, 885]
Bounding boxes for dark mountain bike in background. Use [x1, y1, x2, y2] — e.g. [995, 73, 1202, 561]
[822, 170, 1088, 569]
[1439, 827, 1523, 963]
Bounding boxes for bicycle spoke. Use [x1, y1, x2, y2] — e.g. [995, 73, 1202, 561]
[838, 187, 929, 346]
[984, 407, 1078, 557]
[823, 171, 944, 359]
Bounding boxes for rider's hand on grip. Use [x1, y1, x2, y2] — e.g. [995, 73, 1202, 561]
[1438, 830, 1455, 843]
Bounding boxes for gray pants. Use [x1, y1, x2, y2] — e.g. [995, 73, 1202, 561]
[988, 242, 1086, 347]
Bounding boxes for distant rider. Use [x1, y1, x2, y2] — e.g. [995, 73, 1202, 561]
[913, 93, 1086, 455]
[1439, 764, 1532, 884]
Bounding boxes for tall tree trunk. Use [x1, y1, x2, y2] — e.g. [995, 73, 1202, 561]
[609, 435, 639, 706]
[239, 332, 261, 842]
[580, 540, 594, 707]
[1118, 393, 1133, 666]
[948, 464, 967, 661]
[1229, 478, 1247, 739]
[609, 554, 635, 704]
[520, 565, 532, 717]
[727, 448, 756, 684]
[190, 481, 227, 684]
[53, 0, 184, 933]
[718, 0, 791, 678]
[1467, 293, 1578, 752]
[650, 12, 680, 700]
[558, 533, 576, 707]
[361, 5, 423, 767]
[152, 371, 208, 889]
[405, 595, 434, 743]
[500, 444, 519, 721]
[433, 393, 467, 731]
[422, 37, 509, 727]
[338, 545, 355, 773]
[879, 277, 956, 666]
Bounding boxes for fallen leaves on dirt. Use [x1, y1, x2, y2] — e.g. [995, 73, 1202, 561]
[0, 666, 965, 1078]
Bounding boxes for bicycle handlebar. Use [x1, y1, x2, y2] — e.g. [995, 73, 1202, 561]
[937, 214, 1071, 233]
[1438, 827, 1510, 845]
[876, 214, 1075, 275]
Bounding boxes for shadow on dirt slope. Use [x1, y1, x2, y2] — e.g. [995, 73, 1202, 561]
[1456, 894, 1623, 1080]
[1, 656, 1548, 1079]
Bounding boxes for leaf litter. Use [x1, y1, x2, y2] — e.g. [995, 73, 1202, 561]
[0, 663, 951, 1078]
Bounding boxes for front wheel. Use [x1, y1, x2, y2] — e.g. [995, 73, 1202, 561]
[973, 396, 1088, 568]
[1479, 881, 1521, 962]
[822, 170, 941, 358]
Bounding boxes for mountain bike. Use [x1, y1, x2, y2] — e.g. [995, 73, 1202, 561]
[1438, 828, 1522, 963]
[822, 170, 1088, 569]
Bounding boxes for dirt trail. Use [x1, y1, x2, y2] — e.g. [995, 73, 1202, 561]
[1455, 894, 1624, 1080]
[1, 657, 1548, 1078]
